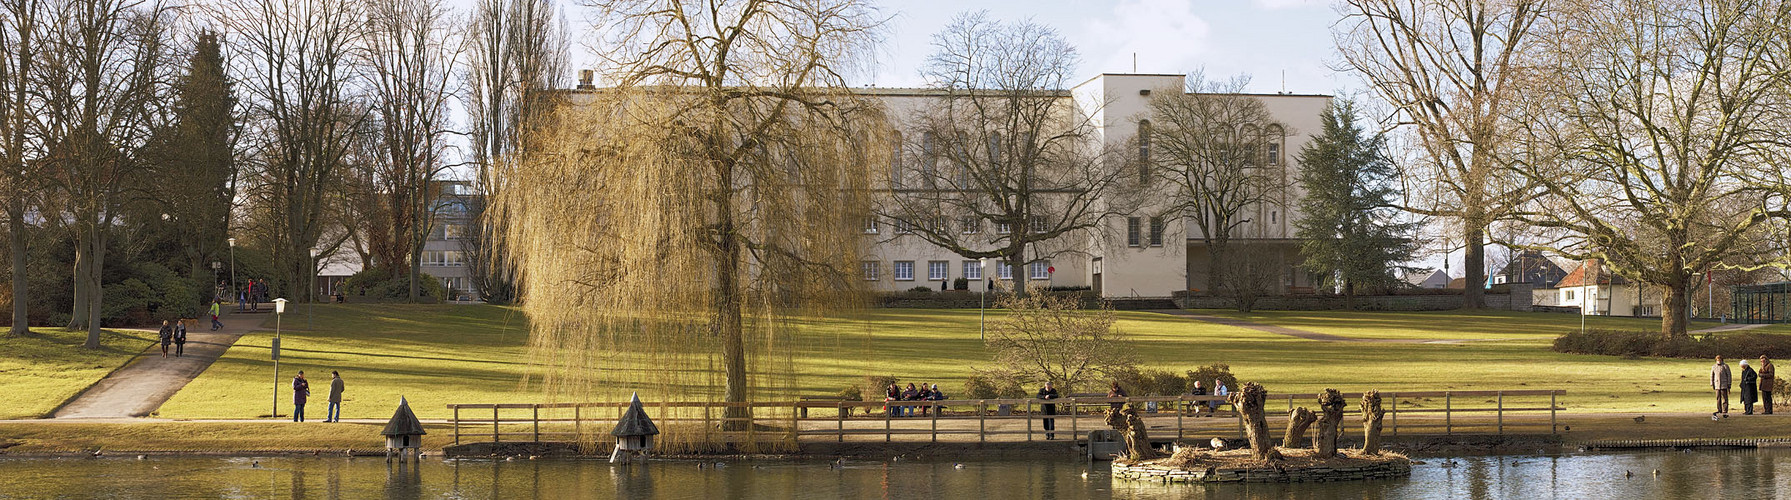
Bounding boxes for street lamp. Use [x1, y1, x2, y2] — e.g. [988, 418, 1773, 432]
[308, 249, 318, 330]
[228, 238, 238, 311]
[272, 297, 287, 419]
[979, 258, 989, 340]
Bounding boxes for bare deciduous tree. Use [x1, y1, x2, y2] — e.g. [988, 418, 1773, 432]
[502, 0, 884, 431]
[980, 293, 1134, 394]
[1510, 0, 1791, 338]
[0, 0, 44, 335]
[879, 11, 1129, 295]
[1337, 0, 1550, 310]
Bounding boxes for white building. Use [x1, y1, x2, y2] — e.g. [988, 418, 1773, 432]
[1549, 259, 1660, 316]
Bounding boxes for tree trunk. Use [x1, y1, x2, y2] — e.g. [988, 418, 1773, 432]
[68, 243, 89, 330]
[1106, 403, 1156, 462]
[1006, 250, 1025, 297]
[1344, 281, 1355, 311]
[1231, 382, 1278, 460]
[1315, 389, 1345, 456]
[1360, 390, 1384, 455]
[8, 205, 27, 335]
[1461, 225, 1484, 310]
[717, 200, 750, 432]
[1282, 406, 1316, 449]
[1662, 282, 1689, 339]
[83, 230, 105, 349]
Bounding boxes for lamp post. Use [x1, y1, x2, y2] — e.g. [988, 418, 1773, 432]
[979, 258, 989, 340]
[272, 298, 287, 418]
[228, 238, 237, 308]
[308, 249, 318, 330]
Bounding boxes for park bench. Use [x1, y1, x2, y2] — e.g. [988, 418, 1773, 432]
[797, 395, 851, 418]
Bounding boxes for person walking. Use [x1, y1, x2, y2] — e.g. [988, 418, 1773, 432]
[1761, 356, 1776, 415]
[209, 300, 223, 331]
[1713, 356, 1732, 418]
[1741, 360, 1759, 415]
[173, 321, 188, 357]
[326, 371, 345, 422]
[292, 371, 311, 422]
[157, 320, 173, 357]
[1037, 381, 1060, 440]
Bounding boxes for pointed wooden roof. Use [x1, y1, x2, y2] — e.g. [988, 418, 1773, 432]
[382, 397, 427, 436]
[611, 393, 660, 438]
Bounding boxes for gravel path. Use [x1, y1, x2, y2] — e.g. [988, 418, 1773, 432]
[1149, 310, 1499, 344]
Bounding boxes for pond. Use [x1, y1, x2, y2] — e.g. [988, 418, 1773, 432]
[0, 449, 1782, 499]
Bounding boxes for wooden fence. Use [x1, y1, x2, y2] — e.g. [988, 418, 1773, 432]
[447, 389, 1564, 447]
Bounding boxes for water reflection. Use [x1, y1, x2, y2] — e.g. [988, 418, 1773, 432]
[1, 449, 1789, 498]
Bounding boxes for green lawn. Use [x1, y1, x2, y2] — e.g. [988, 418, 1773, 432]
[0, 327, 157, 419]
[155, 304, 1759, 419]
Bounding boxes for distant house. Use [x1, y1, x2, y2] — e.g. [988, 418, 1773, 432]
[1405, 269, 1450, 289]
[1492, 251, 1570, 288]
[1548, 259, 1660, 316]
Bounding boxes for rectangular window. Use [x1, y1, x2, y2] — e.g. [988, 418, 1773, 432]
[996, 221, 1011, 234]
[997, 262, 1013, 280]
[959, 216, 979, 234]
[862, 218, 878, 234]
[1565, 289, 1575, 301]
[963, 260, 983, 280]
[862, 261, 880, 281]
[1149, 217, 1164, 247]
[1267, 143, 1280, 166]
[441, 223, 467, 239]
[1029, 216, 1047, 234]
[894, 261, 915, 281]
[1126, 217, 1141, 247]
[895, 219, 914, 234]
[928, 261, 949, 281]
[929, 217, 950, 233]
[443, 250, 465, 266]
[1028, 260, 1050, 280]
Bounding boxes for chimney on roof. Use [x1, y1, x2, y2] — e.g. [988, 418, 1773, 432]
[577, 69, 594, 90]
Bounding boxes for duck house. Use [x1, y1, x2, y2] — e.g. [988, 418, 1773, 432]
[610, 393, 659, 463]
[383, 397, 426, 462]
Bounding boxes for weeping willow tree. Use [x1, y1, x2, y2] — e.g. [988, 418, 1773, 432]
[497, 0, 884, 434]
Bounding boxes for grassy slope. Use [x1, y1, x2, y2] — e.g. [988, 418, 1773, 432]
[157, 304, 1755, 419]
[0, 328, 157, 419]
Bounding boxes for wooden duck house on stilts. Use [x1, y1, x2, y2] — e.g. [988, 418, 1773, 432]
[610, 392, 659, 463]
[383, 397, 426, 462]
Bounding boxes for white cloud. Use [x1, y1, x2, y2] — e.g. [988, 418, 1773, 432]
[1080, 0, 1212, 75]
[1254, 0, 1324, 9]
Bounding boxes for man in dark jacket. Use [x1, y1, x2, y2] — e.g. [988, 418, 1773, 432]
[1761, 357, 1776, 415]
[157, 320, 173, 357]
[292, 371, 311, 422]
[1741, 360, 1759, 415]
[173, 322, 187, 357]
[1037, 381, 1060, 440]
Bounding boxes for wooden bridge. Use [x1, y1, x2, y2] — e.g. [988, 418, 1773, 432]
[445, 389, 1565, 448]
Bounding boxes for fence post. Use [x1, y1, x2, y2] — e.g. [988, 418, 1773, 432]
[1390, 395, 1397, 437]
[1551, 392, 1558, 434]
[837, 403, 845, 443]
[494, 406, 501, 443]
[1497, 392, 1504, 435]
[453, 406, 460, 445]
[1176, 397, 1183, 440]
[885, 403, 892, 443]
[533, 406, 540, 442]
[574, 406, 581, 442]
[1027, 401, 1034, 441]
[1445, 392, 1452, 435]
[931, 403, 939, 443]
[1069, 398, 1078, 441]
[979, 401, 986, 443]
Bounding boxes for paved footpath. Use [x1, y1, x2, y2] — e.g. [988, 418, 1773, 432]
[1150, 309, 1497, 344]
[53, 310, 266, 418]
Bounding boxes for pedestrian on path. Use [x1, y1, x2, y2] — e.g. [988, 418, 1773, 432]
[157, 320, 173, 357]
[209, 300, 223, 331]
[1037, 381, 1059, 440]
[327, 371, 345, 422]
[173, 322, 187, 357]
[1761, 356, 1776, 414]
[292, 371, 310, 422]
[1742, 360, 1759, 415]
[1713, 356, 1732, 418]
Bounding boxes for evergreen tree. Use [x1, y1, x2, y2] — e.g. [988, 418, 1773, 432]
[147, 31, 237, 303]
[1293, 100, 1417, 309]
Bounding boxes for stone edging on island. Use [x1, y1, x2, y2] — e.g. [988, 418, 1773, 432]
[1111, 458, 1411, 483]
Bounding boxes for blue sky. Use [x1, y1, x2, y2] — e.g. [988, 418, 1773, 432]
[860, 0, 1349, 94]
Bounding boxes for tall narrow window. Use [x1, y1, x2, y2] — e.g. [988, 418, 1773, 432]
[921, 132, 937, 189]
[1149, 217, 1164, 247]
[1137, 120, 1152, 182]
[1266, 142, 1280, 166]
[889, 130, 904, 189]
[1126, 217, 1141, 247]
[955, 132, 971, 188]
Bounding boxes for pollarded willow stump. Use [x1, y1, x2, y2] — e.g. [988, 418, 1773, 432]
[1315, 389, 1346, 457]
[1283, 407, 1317, 449]
[1107, 403, 1157, 462]
[1229, 382, 1280, 460]
[1361, 390, 1385, 455]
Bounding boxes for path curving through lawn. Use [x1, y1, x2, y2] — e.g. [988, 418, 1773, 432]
[52, 311, 262, 418]
[1152, 309, 1500, 344]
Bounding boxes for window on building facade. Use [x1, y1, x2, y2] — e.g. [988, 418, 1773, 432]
[1149, 217, 1164, 246]
[921, 132, 937, 189]
[441, 223, 467, 239]
[889, 130, 904, 189]
[1267, 142, 1280, 166]
[1028, 260, 1050, 280]
[894, 261, 915, 281]
[1029, 216, 1047, 234]
[863, 218, 878, 234]
[996, 220, 1011, 234]
[1565, 289, 1575, 301]
[963, 260, 982, 280]
[987, 132, 1002, 166]
[1126, 217, 1141, 247]
[862, 261, 880, 281]
[421, 250, 465, 267]
[895, 219, 915, 234]
[959, 216, 978, 234]
[928, 261, 948, 281]
[1137, 120, 1152, 182]
[997, 261, 1013, 280]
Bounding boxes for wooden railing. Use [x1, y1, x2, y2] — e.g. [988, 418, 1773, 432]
[446, 389, 1564, 446]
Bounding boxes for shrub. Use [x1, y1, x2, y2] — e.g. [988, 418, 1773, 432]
[838, 385, 863, 401]
[342, 267, 445, 303]
[963, 374, 1000, 399]
[953, 277, 970, 291]
[1553, 329, 1791, 360]
[907, 286, 934, 294]
[862, 375, 899, 401]
[1185, 364, 1239, 393]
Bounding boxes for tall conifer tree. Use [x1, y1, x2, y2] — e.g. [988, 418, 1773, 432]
[1294, 100, 1417, 309]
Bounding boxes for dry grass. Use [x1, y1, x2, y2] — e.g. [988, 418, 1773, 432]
[1145, 446, 1407, 470]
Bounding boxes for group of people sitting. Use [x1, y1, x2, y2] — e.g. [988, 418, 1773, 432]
[883, 382, 947, 416]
